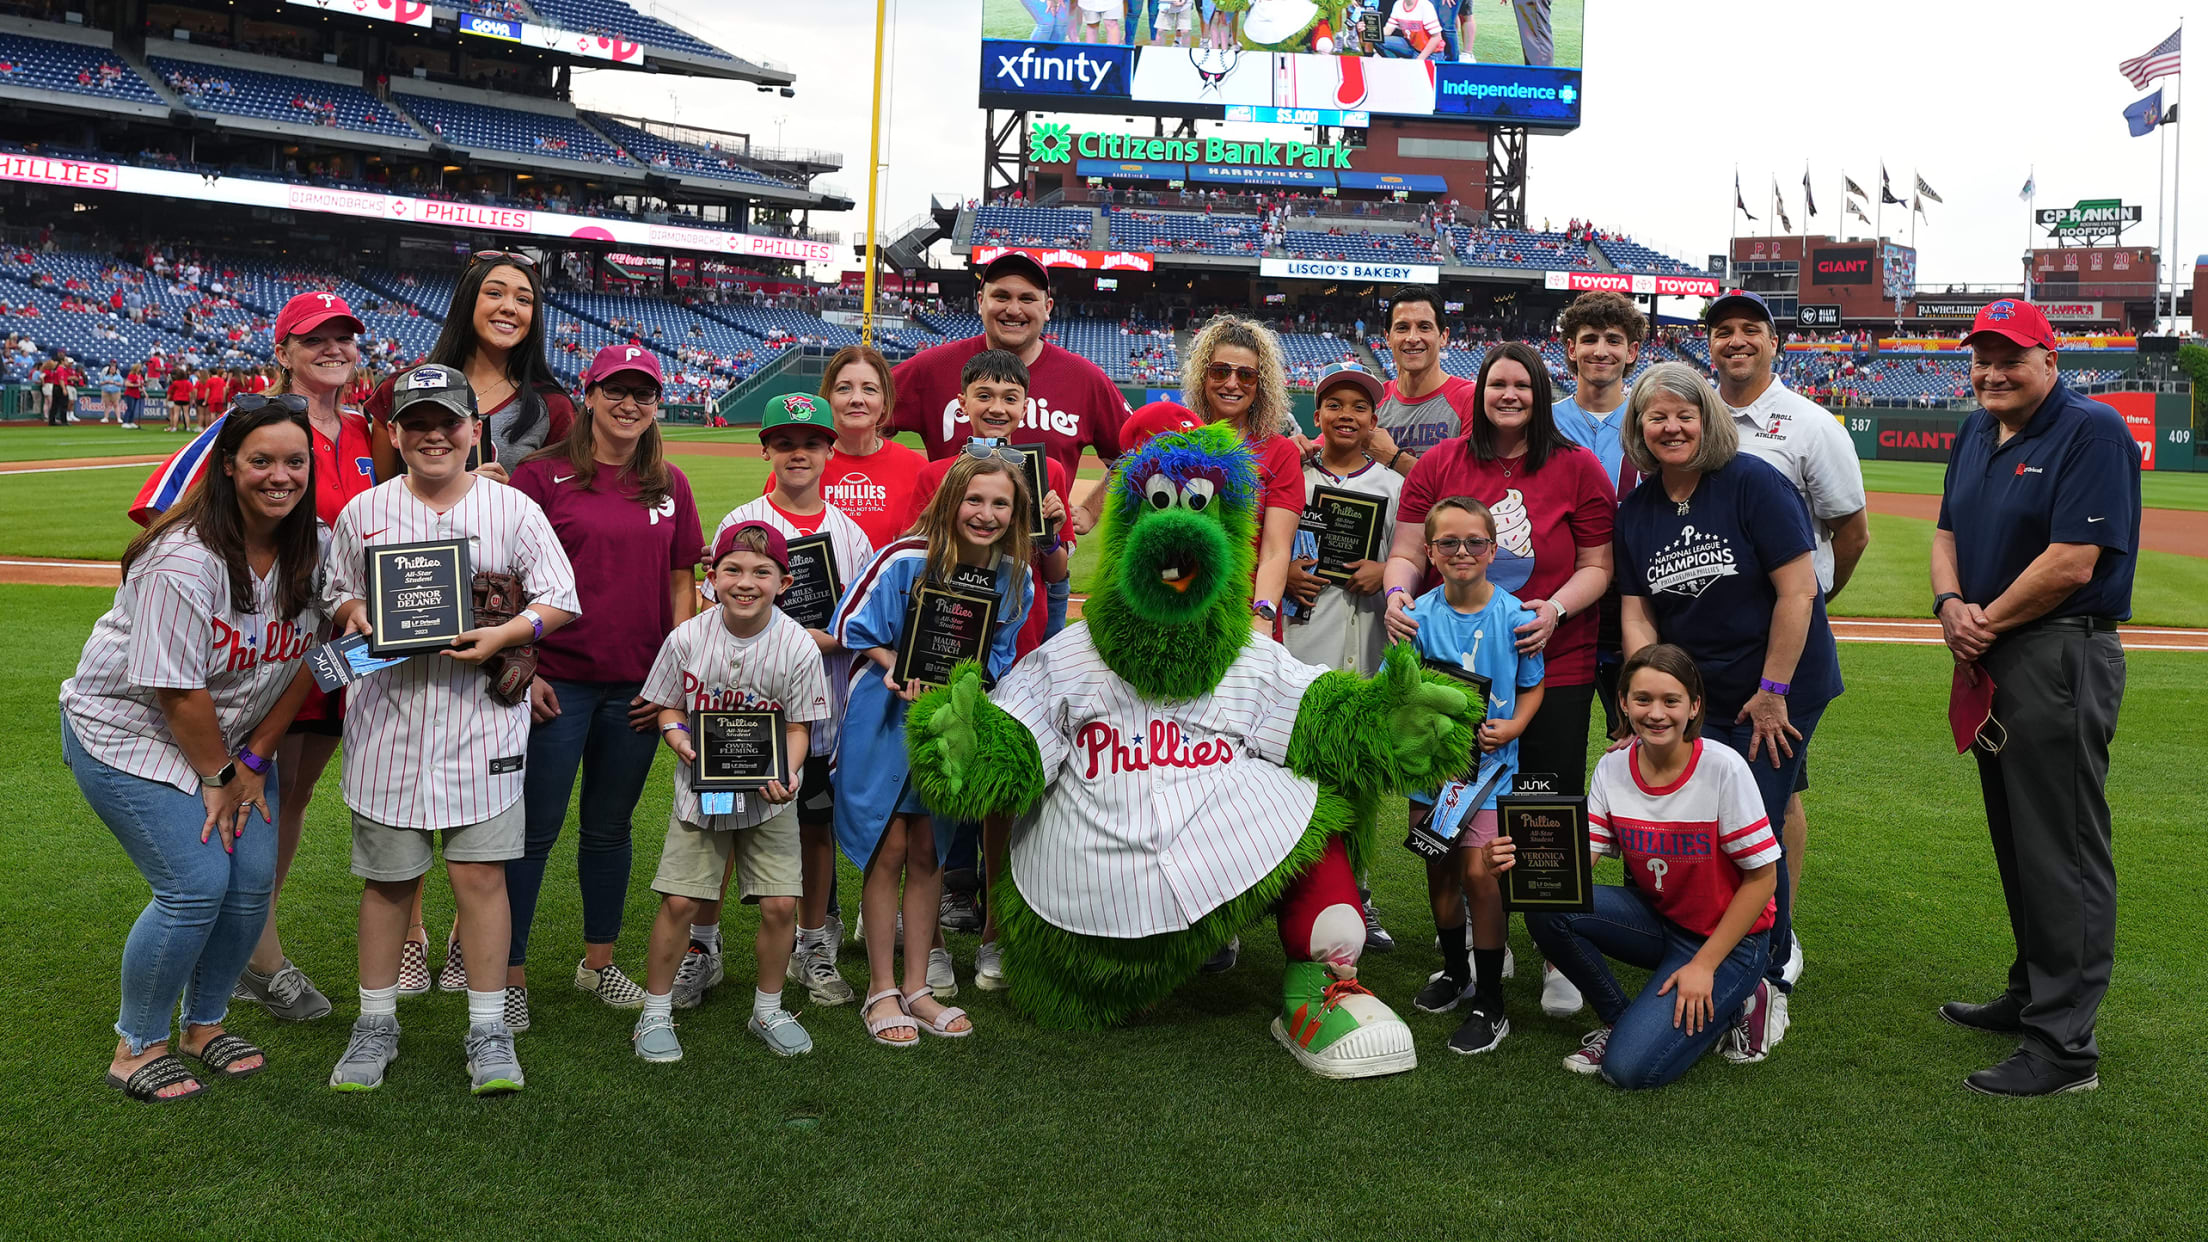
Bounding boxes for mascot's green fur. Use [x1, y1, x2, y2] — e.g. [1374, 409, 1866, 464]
[907, 425, 1481, 1049]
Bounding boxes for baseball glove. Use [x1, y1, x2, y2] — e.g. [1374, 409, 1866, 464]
[472, 570, 536, 707]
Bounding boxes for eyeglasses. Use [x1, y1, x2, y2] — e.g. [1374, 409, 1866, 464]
[230, 393, 309, 415]
[1428, 537, 1495, 556]
[596, 383, 661, 407]
[1205, 363, 1261, 385]
[469, 249, 537, 269]
[961, 441, 1027, 466]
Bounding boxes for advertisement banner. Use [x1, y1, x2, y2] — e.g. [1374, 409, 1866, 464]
[285, 0, 431, 27]
[1337, 171, 1449, 193]
[1878, 334, 2138, 350]
[0, 154, 834, 263]
[2093, 391, 2157, 470]
[980, 40, 1134, 102]
[1916, 300, 2111, 321]
[1074, 159, 1187, 181]
[1263, 257, 1440, 284]
[1541, 270, 1721, 297]
[973, 246, 1155, 272]
[1187, 163, 1333, 187]
[1809, 246, 1875, 285]
[1876, 417, 1964, 463]
[1431, 64, 1583, 129]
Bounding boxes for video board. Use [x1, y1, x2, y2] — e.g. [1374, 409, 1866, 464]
[978, 0, 1585, 130]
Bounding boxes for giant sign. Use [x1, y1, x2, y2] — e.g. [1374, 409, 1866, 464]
[1809, 246, 1875, 285]
[2036, 199, 2143, 242]
[0, 153, 834, 263]
[1263, 257, 1439, 284]
[1542, 270, 1722, 297]
[972, 246, 1155, 272]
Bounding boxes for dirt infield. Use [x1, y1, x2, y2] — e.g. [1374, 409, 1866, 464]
[1869, 491, 2205, 558]
[0, 557, 122, 587]
[0, 454, 165, 474]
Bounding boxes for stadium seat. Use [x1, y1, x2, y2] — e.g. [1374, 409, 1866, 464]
[0, 33, 161, 104]
[1278, 230, 1444, 266]
[523, 0, 740, 62]
[146, 56, 419, 139]
[1593, 237, 1714, 278]
[391, 94, 632, 166]
[582, 114, 793, 189]
[1104, 209, 1261, 257]
[973, 207, 1094, 249]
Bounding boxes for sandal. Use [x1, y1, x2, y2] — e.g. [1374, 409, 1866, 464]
[104, 1054, 206, 1103]
[900, 986, 973, 1039]
[863, 988, 918, 1049]
[183, 1032, 266, 1079]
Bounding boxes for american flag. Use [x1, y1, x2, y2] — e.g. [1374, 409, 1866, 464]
[2118, 28, 2181, 89]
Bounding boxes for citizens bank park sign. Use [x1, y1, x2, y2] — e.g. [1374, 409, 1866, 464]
[1544, 270, 1722, 297]
[0, 154, 833, 264]
[972, 246, 1155, 272]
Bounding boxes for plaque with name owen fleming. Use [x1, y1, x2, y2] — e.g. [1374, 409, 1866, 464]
[1300, 485, 1386, 583]
[692, 708, 790, 791]
[780, 533, 844, 632]
[1010, 442, 1055, 540]
[892, 584, 998, 691]
[1497, 792, 1594, 914]
[366, 539, 473, 657]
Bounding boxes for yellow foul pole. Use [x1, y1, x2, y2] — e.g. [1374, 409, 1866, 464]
[859, 0, 888, 348]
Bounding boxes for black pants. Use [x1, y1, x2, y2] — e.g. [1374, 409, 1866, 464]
[1975, 621, 2123, 1072]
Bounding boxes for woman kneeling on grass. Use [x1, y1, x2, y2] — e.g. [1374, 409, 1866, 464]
[1478, 645, 1780, 1090]
[60, 401, 322, 1102]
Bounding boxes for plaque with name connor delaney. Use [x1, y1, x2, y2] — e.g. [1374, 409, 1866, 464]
[892, 583, 998, 691]
[780, 533, 844, 631]
[1497, 791, 1594, 914]
[692, 708, 791, 791]
[366, 539, 473, 657]
[1300, 485, 1386, 583]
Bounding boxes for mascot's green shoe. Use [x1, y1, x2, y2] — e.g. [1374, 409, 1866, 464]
[1270, 960, 1416, 1080]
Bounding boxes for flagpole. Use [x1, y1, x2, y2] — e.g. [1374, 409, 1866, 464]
[2023, 167, 2034, 301]
[2169, 53, 2182, 328]
[2156, 106, 2169, 325]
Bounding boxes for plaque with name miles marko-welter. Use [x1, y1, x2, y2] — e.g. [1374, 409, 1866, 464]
[366, 538, 473, 657]
[692, 707, 790, 791]
[893, 583, 998, 691]
[779, 532, 844, 631]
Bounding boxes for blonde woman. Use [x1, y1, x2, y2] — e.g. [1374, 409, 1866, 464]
[1179, 314, 1306, 639]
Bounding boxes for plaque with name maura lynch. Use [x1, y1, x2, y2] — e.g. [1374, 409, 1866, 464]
[892, 583, 998, 691]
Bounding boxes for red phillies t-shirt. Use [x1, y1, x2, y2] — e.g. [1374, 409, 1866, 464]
[891, 336, 1130, 485]
[907, 451, 1073, 659]
[509, 458, 705, 684]
[1395, 436, 1616, 684]
[764, 495, 825, 537]
[759, 437, 927, 549]
[167, 378, 192, 402]
[310, 410, 379, 527]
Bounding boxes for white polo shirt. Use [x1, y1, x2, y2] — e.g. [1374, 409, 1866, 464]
[1726, 377, 1868, 592]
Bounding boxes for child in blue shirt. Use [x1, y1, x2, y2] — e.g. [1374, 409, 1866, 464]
[1402, 496, 1545, 1057]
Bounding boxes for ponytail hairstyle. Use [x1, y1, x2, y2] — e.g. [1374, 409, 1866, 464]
[122, 402, 321, 618]
[527, 376, 674, 508]
[904, 452, 1034, 590]
[1616, 642, 1706, 742]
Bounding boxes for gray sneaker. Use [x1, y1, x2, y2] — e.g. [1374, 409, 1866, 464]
[233, 958, 334, 1022]
[632, 1010, 682, 1063]
[329, 1015, 401, 1091]
[789, 939, 856, 1007]
[748, 1007, 814, 1057]
[465, 1022, 525, 1095]
[670, 940, 723, 1010]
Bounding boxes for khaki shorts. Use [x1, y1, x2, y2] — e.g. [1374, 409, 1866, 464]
[652, 805, 801, 903]
[351, 799, 524, 882]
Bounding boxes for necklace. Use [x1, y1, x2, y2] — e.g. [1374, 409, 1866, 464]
[1675, 497, 1692, 516]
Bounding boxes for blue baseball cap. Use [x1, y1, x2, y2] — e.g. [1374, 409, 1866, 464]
[1314, 362, 1385, 405]
[1705, 288, 1774, 327]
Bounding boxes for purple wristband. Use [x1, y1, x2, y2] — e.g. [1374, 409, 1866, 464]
[1758, 677, 1791, 696]
[234, 747, 270, 776]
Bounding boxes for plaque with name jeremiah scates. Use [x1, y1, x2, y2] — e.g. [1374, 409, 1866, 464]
[1300, 485, 1386, 583]
[366, 539, 472, 657]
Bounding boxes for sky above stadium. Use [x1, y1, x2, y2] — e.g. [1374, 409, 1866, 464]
[577, 0, 2197, 303]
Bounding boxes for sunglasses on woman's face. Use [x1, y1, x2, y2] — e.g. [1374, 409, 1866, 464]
[470, 249, 537, 269]
[230, 393, 310, 415]
[1205, 363, 1260, 385]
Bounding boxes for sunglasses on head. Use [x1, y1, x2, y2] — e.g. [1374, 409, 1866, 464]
[1205, 362, 1261, 385]
[230, 393, 309, 415]
[470, 249, 537, 269]
[960, 442, 1027, 466]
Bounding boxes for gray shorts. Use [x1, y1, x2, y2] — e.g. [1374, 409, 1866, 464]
[351, 799, 525, 882]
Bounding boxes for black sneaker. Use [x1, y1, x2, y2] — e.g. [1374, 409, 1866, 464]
[1360, 893, 1396, 954]
[1413, 970, 1470, 1014]
[1964, 1049, 2099, 1097]
[1447, 1003, 1509, 1055]
[1940, 993, 2025, 1034]
[1200, 936, 1240, 974]
[939, 887, 983, 933]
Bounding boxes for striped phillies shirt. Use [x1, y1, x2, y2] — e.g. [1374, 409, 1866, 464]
[640, 608, 829, 829]
[324, 477, 580, 830]
[711, 496, 871, 758]
[1587, 739, 1781, 938]
[990, 623, 1327, 939]
[60, 532, 317, 794]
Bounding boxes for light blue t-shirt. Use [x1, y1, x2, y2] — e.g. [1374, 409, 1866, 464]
[1553, 393, 1635, 503]
[1405, 582, 1545, 810]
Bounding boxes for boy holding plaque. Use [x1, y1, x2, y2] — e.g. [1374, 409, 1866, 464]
[631, 522, 830, 1062]
[1401, 497, 1545, 1057]
[1285, 364, 1401, 675]
[707, 394, 874, 1011]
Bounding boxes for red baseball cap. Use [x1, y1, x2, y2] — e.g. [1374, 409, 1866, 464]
[273, 291, 363, 341]
[1961, 299, 2058, 351]
[1122, 400, 1203, 452]
[584, 343, 664, 388]
[709, 520, 789, 571]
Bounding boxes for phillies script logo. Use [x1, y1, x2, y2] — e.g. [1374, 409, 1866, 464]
[679, 674, 782, 713]
[213, 618, 312, 673]
[1078, 721, 1235, 779]
[394, 555, 440, 570]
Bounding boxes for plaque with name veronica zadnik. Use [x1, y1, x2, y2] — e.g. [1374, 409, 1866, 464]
[892, 583, 998, 691]
[1496, 790, 1594, 913]
[692, 707, 791, 791]
[366, 539, 473, 657]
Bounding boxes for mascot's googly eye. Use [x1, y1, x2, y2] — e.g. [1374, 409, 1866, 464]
[1180, 478, 1215, 511]
[1144, 473, 1176, 510]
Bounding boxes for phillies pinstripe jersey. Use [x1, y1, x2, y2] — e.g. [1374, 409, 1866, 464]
[641, 608, 830, 830]
[324, 477, 580, 829]
[1588, 739, 1780, 938]
[711, 496, 872, 758]
[989, 623, 1327, 939]
[60, 532, 317, 794]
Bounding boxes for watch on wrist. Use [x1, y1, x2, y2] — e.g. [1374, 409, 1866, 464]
[199, 760, 238, 789]
[1553, 601, 1569, 624]
[234, 747, 269, 776]
[1932, 591, 1963, 618]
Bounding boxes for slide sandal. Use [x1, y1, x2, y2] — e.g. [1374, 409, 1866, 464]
[104, 1054, 206, 1104]
[184, 1032, 267, 1079]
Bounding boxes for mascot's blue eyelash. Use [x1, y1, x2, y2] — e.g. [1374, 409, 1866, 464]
[1113, 428, 1259, 511]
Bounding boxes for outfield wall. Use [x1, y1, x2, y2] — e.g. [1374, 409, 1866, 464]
[1837, 391, 2196, 471]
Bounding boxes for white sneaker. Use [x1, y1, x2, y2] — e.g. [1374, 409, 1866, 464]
[853, 911, 903, 949]
[975, 940, 1007, 991]
[927, 946, 958, 999]
[1540, 962, 1584, 1018]
[1781, 934, 1804, 987]
[1502, 944, 1516, 980]
[670, 939, 723, 1009]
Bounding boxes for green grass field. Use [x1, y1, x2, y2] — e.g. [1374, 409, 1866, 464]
[5, 580, 2203, 1239]
[978, 0, 1586, 67]
[1860, 459, 2208, 513]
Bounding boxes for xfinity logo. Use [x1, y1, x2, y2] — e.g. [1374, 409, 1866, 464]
[992, 45, 1120, 93]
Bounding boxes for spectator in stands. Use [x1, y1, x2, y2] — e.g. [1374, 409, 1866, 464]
[368, 250, 574, 482]
[1181, 314, 1306, 646]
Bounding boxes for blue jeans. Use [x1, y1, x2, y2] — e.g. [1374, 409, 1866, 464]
[1045, 576, 1072, 640]
[124, 395, 142, 424]
[1435, 0, 1461, 59]
[63, 717, 279, 1055]
[1701, 700, 1823, 994]
[1379, 34, 1421, 57]
[1528, 885, 1770, 1090]
[1022, 0, 1070, 39]
[508, 679, 659, 966]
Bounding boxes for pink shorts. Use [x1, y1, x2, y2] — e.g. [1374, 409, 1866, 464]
[1409, 802, 1499, 849]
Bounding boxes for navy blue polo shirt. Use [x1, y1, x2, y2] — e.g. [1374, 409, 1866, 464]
[1937, 385, 2140, 621]
[1615, 453, 1842, 721]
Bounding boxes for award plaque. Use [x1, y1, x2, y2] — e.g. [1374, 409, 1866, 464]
[1010, 443, 1055, 540]
[692, 708, 790, 791]
[1300, 485, 1386, 583]
[892, 584, 998, 690]
[1497, 789, 1594, 913]
[1418, 658, 1492, 781]
[780, 532, 843, 631]
[366, 539, 472, 656]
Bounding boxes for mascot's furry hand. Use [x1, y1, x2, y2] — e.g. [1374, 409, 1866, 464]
[1285, 640, 1483, 806]
[907, 661, 1045, 826]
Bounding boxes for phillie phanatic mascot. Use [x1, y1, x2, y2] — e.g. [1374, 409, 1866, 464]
[906, 425, 1482, 1078]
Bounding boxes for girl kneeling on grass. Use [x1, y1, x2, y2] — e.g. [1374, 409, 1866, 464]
[1480, 644, 1780, 1090]
[831, 453, 1034, 1047]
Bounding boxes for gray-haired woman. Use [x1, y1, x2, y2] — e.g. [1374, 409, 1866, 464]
[1610, 361, 1842, 1054]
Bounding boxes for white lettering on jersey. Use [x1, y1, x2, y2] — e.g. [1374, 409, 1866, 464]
[1646, 857, 1669, 891]
[937, 395, 1083, 442]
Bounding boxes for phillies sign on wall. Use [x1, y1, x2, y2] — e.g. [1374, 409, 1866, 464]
[972, 246, 1156, 272]
[1542, 271, 1721, 297]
